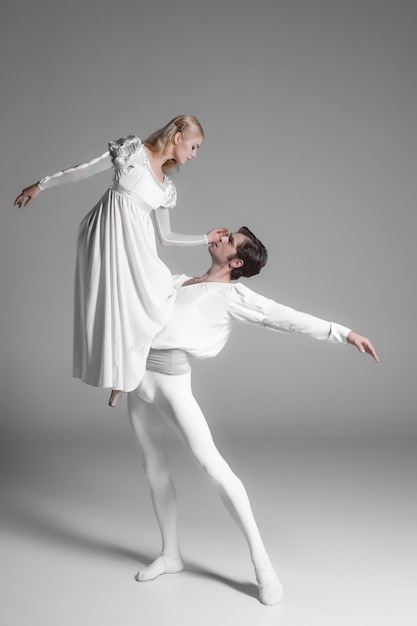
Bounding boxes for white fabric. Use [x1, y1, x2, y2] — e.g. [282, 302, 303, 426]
[128, 274, 348, 605]
[38, 151, 114, 190]
[154, 208, 207, 246]
[151, 275, 351, 358]
[38, 137, 207, 391]
[129, 373, 272, 571]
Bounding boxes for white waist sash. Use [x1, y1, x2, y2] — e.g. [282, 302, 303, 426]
[111, 182, 153, 212]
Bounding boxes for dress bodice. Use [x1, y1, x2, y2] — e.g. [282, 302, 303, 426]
[38, 135, 177, 211]
[109, 136, 177, 210]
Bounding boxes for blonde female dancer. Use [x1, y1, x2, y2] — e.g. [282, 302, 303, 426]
[14, 115, 226, 406]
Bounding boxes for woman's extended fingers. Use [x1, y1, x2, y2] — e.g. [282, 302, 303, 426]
[14, 192, 26, 208]
[206, 228, 229, 244]
[14, 192, 24, 208]
[14, 184, 40, 208]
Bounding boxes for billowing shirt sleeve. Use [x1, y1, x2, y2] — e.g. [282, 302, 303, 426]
[37, 151, 113, 190]
[229, 283, 351, 343]
[153, 207, 208, 246]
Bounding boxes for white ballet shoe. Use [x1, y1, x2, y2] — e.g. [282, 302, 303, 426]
[256, 568, 283, 606]
[135, 554, 184, 582]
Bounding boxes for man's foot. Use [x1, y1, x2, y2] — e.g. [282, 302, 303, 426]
[255, 565, 283, 606]
[135, 554, 184, 582]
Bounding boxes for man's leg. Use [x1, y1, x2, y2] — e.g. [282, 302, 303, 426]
[128, 386, 184, 581]
[149, 371, 283, 605]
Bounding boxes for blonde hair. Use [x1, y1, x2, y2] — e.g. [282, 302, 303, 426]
[143, 115, 204, 174]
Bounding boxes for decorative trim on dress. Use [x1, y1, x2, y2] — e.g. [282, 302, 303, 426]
[108, 135, 141, 167]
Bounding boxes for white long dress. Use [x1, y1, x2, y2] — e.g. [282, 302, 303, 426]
[38, 136, 207, 392]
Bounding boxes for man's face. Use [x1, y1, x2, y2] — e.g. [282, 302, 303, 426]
[209, 232, 247, 264]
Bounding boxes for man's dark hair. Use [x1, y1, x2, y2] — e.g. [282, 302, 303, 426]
[230, 226, 268, 280]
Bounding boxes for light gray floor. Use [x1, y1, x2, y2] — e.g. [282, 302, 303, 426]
[2, 434, 415, 626]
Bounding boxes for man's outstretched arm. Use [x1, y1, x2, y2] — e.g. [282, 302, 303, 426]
[228, 283, 380, 363]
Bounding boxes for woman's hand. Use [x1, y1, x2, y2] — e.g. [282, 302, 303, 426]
[14, 184, 40, 208]
[347, 331, 380, 362]
[206, 228, 229, 244]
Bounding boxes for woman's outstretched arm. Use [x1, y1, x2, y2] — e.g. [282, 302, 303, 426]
[14, 151, 113, 208]
[154, 206, 227, 246]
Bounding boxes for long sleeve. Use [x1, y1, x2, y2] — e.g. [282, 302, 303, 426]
[37, 151, 113, 190]
[154, 207, 208, 246]
[229, 284, 351, 343]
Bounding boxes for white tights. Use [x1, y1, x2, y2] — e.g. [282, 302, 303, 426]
[127, 370, 282, 605]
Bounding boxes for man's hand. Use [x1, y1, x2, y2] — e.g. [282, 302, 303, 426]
[347, 331, 380, 362]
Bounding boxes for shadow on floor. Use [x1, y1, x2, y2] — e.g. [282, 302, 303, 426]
[3, 498, 258, 601]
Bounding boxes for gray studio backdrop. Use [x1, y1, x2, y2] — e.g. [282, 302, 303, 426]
[1, 0, 415, 440]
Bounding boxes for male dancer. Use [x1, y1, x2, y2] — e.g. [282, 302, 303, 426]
[128, 227, 379, 606]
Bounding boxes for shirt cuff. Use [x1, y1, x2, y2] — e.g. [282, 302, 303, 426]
[330, 322, 351, 344]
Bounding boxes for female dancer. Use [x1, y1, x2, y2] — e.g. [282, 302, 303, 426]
[128, 227, 379, 605]
[14, 115, 227, 406]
